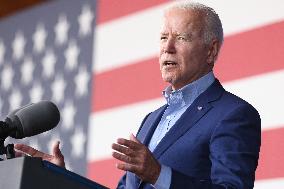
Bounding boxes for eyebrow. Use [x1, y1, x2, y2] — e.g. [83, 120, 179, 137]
[160, 32, 169, 35]
[160, 32, 192, 37]
[176, 32, 192, 36]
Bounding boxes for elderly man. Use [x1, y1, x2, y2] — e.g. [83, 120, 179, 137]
[15, 1, 261, 189]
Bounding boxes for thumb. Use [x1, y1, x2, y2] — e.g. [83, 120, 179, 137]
[130, 133, 141, 144]
[52, 141, 65, 168]
[53, 141, 63, 158]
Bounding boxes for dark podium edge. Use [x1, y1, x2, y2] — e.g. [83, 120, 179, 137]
[42, 159, 109, 189]
[0, 156, 109, 189]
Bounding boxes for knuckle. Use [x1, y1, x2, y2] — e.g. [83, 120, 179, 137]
[125, 148, 132, 155]
[126, 156, 132, 163]
[141, 161, 147, 170]
[139, 169, 145, 175]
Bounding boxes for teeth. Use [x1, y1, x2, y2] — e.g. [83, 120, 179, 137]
[164, 61, 176, 65]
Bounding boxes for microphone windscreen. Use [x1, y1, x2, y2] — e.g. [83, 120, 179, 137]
[10, 101, 60, 139]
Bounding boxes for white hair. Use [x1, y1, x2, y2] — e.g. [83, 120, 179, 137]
[165, 1, 224, 48]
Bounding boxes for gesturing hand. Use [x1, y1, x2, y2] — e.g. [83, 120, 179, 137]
[112, 134, 161, 184]
[14, 141, 65, 168]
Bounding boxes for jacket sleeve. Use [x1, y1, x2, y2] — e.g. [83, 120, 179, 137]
[169, 104, 261, 189]
[116, 174, 126, 189]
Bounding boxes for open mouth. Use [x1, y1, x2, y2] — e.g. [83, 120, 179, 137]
[163, 61, 177, 66]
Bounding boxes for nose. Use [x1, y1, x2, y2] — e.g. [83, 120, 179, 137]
[162, 37, 176, 54]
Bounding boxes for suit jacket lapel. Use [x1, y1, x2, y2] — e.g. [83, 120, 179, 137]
[153, 80, 224, 158]
[137, 105, 168, 145]
[134, 105, 167, 189]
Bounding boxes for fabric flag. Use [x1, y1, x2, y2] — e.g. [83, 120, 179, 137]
[0, 0, 95, 177]
[1, 0, 284, 189]
[88, 0, 284, 188]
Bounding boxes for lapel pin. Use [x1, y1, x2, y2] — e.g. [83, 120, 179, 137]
[197, 106, 203, 111]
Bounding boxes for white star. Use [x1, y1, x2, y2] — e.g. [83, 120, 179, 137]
[0, 39, 5, 64]
[21, 56, 35, 85]
[74, 65, 90, 97]
[61, 100, 76, 131]
[12, 31, 26, 60]
[78, 4, 94, 37]
[70, 127, 86, 158]
[51, 74, 66, 103]
[33, 23, 47, 54]
[54, 14, 70, 45]
[29, 82, 43, 103]
[42, 49, 57, 79]
[9, 89, 23, 112]
[64, 40, 80, 71]
[1, 64, 14, 91]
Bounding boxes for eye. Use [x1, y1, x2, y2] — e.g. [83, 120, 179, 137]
[177, 36, 186, 41]
[160, 36, 168, 41]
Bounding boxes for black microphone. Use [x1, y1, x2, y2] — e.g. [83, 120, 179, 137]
[0, 101, 60, 139]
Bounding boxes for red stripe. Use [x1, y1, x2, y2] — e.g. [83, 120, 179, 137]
[97, 0, 169, 24]
[87, 158, 124, 189]
[256, 127, 284, 180]
[215, 20, 284, 82]
[87, 127, 284, 187]
[92, 58, 167, 112]
[92, 20, 284, 112]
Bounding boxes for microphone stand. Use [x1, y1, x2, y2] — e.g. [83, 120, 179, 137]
[0, 121, 15, 160]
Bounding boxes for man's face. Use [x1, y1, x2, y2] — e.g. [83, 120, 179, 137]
[159, 8, 212, 90]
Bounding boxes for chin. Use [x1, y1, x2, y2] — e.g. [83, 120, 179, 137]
[162, 75, 176, 84]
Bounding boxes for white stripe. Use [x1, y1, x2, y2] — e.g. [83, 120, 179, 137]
[254, 178, 284, 189]
[197, 0, 284, 35]
[87, 98, 165, 161]
[87, 70, 284, 160]
[93, 0, 284, 73]
[224, 69, 284, 130]
[93, 3, 164, 73]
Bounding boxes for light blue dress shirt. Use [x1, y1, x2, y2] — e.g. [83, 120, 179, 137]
[148, 72, 215, 189]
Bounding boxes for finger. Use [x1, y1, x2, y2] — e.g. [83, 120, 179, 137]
[14, 143, 29, 152]
[112, 151, 137, 164]
[112, 143, 134, 156]
[53, 141, 63, 158]
[116, 162, 138, 173]
[14, 143, 44, 157]
[14, 151, 25, 157]
[116, 138, 140, 150]
[130, 133, 141, 144]
[51, 141, 65, 167]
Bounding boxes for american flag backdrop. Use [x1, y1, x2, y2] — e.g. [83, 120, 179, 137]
[0, 0, 284, 189]
[0, 0, 95, 177]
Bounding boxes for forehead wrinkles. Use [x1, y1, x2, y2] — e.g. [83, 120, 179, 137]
[162, 9, 204, 37]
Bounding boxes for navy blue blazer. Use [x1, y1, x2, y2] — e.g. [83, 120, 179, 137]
[117, 80, 261, 189]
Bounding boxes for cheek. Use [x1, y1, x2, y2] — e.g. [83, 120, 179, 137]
[159, 49, 162, 57]
[158, 59, 163, 70]
[158, 50, 164, 67]
[159, 43, 165, 55]
[179, 47, 200, 66]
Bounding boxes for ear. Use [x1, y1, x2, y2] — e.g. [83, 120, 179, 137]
[207, 39, 219, 65]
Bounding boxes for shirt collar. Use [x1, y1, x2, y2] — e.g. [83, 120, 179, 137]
[162, 71, 215, 107]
